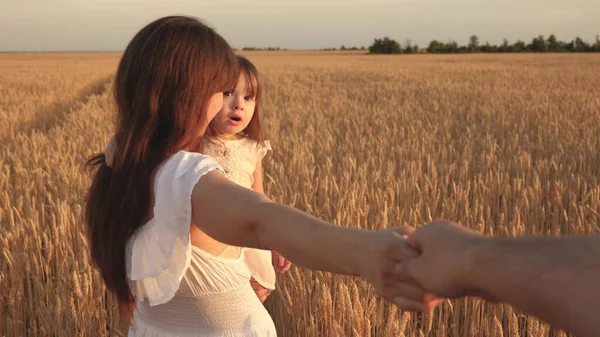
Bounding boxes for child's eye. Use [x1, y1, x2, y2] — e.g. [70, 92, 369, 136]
[223, 91, 233, 97]
[244, 96, 254, 102]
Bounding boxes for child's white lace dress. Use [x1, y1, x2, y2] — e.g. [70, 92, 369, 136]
[204, 137, 276, 290]
[126, 150, 277, 337]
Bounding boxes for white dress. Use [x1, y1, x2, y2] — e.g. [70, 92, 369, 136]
[126, 150, 277, 337]
[204, 137, 276, 290]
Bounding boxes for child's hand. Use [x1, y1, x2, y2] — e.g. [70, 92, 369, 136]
[250, 277, 272, 302]
[272, 251, 291, 273]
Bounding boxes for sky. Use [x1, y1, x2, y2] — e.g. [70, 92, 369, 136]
[0, 0, 598, 52]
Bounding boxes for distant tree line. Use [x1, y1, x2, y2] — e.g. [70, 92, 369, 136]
[368, 34, 600, 54]
[369, 37, 420, 54]
[322, 45, 366, 51]
[241, 46, 289, 51]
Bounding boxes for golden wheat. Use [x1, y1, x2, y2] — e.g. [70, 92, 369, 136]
[1, 51, 599, 336]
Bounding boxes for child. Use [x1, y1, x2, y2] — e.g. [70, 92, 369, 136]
[203, 56, 291, 300]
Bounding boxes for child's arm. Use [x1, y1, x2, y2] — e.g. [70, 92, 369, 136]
[251, 140, 271, 194]
[251, 158, 265, 194]
[252, 148, 292, 274]
[249, 157, 276, 300]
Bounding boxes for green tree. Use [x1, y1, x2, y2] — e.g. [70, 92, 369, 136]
[547, 34, 559, 52]
[564, 40, 575, 52]
[481, 41, 498, 53]
[427, 40, 443, 53]
[444, 40, 459, 53]
[368, 37, 402, 54]
[512, 40, 527, 52]
[403, 39, 414, 54]
[468, 35, 480, 52]
[574, 37, 590, 52]
[530, 35, 548, 52]
[499, 38, 510, 52]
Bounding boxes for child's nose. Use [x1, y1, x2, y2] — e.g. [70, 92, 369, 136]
[233, 98, 244, 110]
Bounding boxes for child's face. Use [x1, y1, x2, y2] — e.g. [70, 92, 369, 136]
[211, 73, 256, 138]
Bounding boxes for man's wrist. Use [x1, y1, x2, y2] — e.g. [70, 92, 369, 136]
[461, 235, 497, 300]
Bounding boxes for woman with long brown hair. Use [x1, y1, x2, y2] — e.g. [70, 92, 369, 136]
[85, 16, 439, 336]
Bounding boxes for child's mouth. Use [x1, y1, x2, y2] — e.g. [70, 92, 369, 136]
[228, 115, 242, 126]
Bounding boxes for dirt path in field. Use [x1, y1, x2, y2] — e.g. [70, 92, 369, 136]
[10, 75, 113, 139]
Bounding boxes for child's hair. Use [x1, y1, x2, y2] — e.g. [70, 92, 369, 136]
[84, 16, 238, 305]
[207, 55, 265, 144]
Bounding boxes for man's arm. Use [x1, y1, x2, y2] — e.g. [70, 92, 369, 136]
[471, 235, 600, 337]
[403, 221, 600, 337]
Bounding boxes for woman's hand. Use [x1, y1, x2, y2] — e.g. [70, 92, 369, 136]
[250, 277, 272, 302]
[272, 251, 292, 273]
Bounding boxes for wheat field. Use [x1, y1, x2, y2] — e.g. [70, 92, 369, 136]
[1, 51, 599, 337]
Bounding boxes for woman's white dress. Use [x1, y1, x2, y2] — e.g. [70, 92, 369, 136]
[126, 150, 277, 336]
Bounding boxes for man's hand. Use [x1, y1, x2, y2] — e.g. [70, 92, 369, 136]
[401, 220, 600, 336]
[354, 227, 444, 311]
[400, 220, 485, 299]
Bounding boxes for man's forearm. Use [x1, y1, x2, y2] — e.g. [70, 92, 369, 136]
[469, 236, 600, 336]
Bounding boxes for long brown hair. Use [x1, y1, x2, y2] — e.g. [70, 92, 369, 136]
[206, 55, 265, 143]
[84, 16, 238, 307]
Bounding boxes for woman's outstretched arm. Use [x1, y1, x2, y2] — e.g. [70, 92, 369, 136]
[192, 170, 433, 310]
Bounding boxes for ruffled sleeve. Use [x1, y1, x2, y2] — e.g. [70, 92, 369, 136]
[257, 140, 272, 159]
[126, 151, 223, 306]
